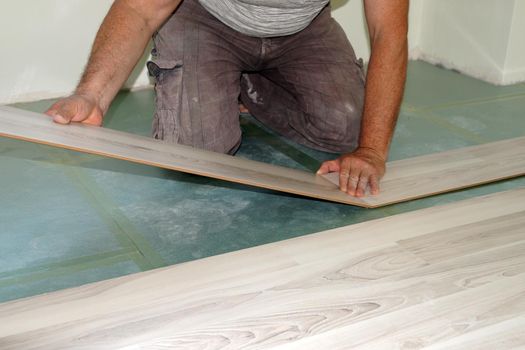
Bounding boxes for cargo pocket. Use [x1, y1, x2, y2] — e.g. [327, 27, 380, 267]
[355, 58, 366, 84]
[147, 59, 185, 143]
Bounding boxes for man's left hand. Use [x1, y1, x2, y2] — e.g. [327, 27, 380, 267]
[317, 147, 386, 197]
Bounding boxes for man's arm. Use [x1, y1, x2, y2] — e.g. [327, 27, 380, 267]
[317, 0, 408, 197]
[45, 0, 181, 125]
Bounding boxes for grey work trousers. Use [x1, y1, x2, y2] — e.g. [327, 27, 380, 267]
[147, 0, 366, 154]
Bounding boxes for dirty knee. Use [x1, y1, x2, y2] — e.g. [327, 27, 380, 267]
[297, 98, 362, 153]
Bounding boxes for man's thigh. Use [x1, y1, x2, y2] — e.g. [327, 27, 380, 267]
[252, 6, 366, 153]
[147, 0, 258, 154]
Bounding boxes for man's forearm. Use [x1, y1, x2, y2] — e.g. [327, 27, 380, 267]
[76, 0, 180, 114]
[317, 0, 408, 197]
[358, 35, 408, 160]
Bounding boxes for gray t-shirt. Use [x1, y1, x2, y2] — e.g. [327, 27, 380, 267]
[199, 0, 330, 37]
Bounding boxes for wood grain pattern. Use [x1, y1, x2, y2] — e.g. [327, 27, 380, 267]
[0, 189, 524, 349]
[1, 105, 524, 207]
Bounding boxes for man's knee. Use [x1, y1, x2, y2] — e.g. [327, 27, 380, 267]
[298, 95, 364, 152]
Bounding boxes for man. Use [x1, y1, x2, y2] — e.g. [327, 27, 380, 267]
[45, 0, 408, 197]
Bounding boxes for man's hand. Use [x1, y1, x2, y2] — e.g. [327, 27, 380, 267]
[317, 147, 386, 197]
[43, 0, 182, 129]
[45, 94, 104, 126]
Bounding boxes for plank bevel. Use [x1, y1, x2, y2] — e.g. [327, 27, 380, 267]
[1, 105, 524, 207]
[0, 189, 524, 349]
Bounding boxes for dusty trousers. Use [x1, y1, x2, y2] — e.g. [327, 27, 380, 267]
[147, 0, 366, 155]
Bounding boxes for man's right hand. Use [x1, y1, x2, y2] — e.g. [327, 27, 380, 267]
[43, 1, 182, 127]
[45, 94, 104, 126]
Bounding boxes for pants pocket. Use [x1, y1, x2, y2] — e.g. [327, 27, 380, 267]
[147, 59, 186, 142]
[147, 59, 183, 109]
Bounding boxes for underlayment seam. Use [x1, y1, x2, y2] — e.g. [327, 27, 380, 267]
[0, 249, 137, 289]
[55, 151, 167, 270]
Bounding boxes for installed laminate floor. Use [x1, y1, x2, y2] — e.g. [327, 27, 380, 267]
[1, 189, 524, 349]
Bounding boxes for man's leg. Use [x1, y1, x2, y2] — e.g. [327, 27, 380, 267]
[147, 0, 258, 154]
[240, 6, 366, 154]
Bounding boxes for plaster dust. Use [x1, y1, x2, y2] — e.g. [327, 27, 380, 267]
[79, 162, 362, 264]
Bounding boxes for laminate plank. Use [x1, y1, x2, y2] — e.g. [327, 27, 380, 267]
[271, 273, 525, 350]
[322, 136, 525, 206]
[0, 189, 524, 349]
[279, 239, 525, 297]
[0, 106, 347, 204]
[2, 241, 522, 349]
[390, 241, 525, 292]
[422, 317, 525, 350]
[397, 211, 525, 263]
[1, 106, 524, 207]
[274, 189, 525, 264]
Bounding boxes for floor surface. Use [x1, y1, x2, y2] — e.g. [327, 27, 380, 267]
[1, 189, 524, 349]
[1, 60, 524, 303]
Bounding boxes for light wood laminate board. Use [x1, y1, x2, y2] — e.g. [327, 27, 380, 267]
[0, 189, 524, 349]
[1, 105, 524, 207]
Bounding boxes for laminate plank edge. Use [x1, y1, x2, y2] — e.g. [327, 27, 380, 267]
[0, 106, 364, 206]
[1, 106, 524, 207]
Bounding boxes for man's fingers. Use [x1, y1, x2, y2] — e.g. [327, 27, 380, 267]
[339, 171, 349, 192]
[317, 163, 330, 175]
[53, 113, 72, 124]
[339, 157, 352, 192]
[46, 108, 70, 125]
[82, 113, 103, 126]
[44, 103, 66, 123]
[317, 160, 340, 175]
[356, 173, 370, 197]
[346, 168, 361, 196]
[46, 103, 74, 124]
[44, 94, 104, 127]
[44, 107, 58, 118]
[327, 149, 386, 197]
[369, 175, 380, 195]
[339, 158, 361, 195]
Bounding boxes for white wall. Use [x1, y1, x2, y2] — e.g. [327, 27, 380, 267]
[503, 1, 525, 85]
[0, 0, 523, 104]
[415, 0, 524, 85]
[0, 0, 423, 105]
[0, 0, 150, 105]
